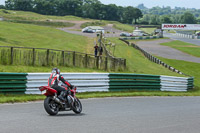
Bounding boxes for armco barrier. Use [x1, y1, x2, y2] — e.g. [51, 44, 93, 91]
[0, 73, 193, 94]
[160, 75, 194, 92]
[109, 73, 161, 91]
[26, 73, 109, 94]
[120, 36, 161, 40]
[25, 73, 193, 94]
[0, 73, 27, 94]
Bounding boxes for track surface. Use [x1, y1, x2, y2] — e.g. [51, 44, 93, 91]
[136, 39, 200, 63]
[164, 33, 200, 46]
[1, 97, 200, 133]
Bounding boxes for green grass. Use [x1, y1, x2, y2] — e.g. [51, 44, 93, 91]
[5, 19, 75, 27]
[104, 38, 182, 76]
[160, 40, 200, 57]
[140, 28, 156, 34]
[0, 9, 88, 21]
[1, 90, 200, 103]
[81, 21, 106, 28]
[0, 21, 93, 53]
[156, 56, 200, 88]
[113, 23, 134, 32]
[0, 65, 105, 73]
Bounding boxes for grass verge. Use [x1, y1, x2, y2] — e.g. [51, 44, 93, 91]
[105, 37, 182, 76]
[155, 56, 200, 88]
[0, 65, 105, 73]
[1, 90, 200, 104]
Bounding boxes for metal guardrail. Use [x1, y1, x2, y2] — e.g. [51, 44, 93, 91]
[160, 75, 193, 91]
[25, 73, 193, 94]
[26, 73, 110, 94]
[0, 73, 193, 94]
[120, 36, 161, 40]
[175, 33, 200, 39]
[0, 73, 27, 94]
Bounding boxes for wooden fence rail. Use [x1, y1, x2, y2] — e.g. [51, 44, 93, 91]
[0, 46, 126, 71]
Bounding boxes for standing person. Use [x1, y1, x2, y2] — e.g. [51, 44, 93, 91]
[99, 46, 103, 56]
[48, 68, 73, 101]
[94, 45, 99, 57]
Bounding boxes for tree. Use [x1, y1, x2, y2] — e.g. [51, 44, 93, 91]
[181, 12, 197, 24]
[134, 8, 143, 24]
[0, 5, 5, 9]
[122, 6, 142, 24]
[5, 0, 34, 11]
[161, 16, 172, 23]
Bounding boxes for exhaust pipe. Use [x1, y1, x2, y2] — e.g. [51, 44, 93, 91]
[53, 96, 64, 107]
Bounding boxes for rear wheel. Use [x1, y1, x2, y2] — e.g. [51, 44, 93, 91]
[44, 97, 59, 115]
[72, 97, 82, 114]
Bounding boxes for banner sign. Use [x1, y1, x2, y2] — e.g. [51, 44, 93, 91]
[162, 24, 200, 30]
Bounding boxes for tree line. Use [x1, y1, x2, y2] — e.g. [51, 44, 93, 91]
[137, 4, 200, 24]
[2, 0, 143, 24]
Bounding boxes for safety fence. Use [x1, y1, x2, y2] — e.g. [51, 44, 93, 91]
[0, 73, 27, 94]
[0, 73, 193, 94]
[119, 38, 188, 76]
[120, 36, 161, 40]
[175, 33, 200, 39]
[0, 46, 126, 71]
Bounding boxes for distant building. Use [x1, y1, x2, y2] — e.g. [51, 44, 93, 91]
[82, 26, 104, 33]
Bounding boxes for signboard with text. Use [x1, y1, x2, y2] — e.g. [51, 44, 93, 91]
[162, 24, 200, 30]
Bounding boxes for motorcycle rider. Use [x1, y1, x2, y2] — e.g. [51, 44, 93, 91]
[48, 68, 73, 102]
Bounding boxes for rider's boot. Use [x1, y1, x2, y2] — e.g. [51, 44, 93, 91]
[58, 91, 66, 102]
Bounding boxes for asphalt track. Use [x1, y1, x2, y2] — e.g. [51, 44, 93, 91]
[1, 97, 200, 133]
[164, 33, 200, 46]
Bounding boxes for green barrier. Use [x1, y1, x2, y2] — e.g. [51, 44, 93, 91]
[0, 73, 27, 94]
[109, 73, 161, 91]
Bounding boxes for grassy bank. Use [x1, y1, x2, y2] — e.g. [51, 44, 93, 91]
[0, 9, 88, 21]
[0, 21, 93, 53]
[160, 40, 200, 57]
[0, 65, 105, 73]
[81, 21, 106, 28]
[105, 38, 181, 76]
[155, 56, 200, 88]
[113, 23, 134, 32]
[5, 19, 75, 27]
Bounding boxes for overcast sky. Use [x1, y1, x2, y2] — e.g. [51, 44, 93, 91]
[0, 0, 200, 9]
[99, 0, 200, 9]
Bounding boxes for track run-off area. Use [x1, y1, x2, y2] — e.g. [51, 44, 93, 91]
[1, 97, 200, 133]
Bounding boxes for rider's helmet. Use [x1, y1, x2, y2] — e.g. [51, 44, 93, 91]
[52, 68, 60, 75]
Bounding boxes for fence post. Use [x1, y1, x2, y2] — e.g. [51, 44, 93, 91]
[62, 51, 65, 66]
[96, 56, 99, 69]
[105, 57, 108, 71]
[85, 54, 88, 68]
[32, 48, 35, 66]
[46, 49, 49, 66]
[113, 58, 116, 71]
[73, 51, 76, 66]
[124, 59, 126, 70]
[10, 47, 13, 65]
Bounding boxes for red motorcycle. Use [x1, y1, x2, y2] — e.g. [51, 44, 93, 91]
[39, 84, 82, 115]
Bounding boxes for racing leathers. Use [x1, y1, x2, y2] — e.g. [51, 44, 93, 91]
[48, 73, 72, 101]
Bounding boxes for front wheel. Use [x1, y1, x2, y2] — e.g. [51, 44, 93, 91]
[72, 97, 82, 114]
[44, 97, 59, 115]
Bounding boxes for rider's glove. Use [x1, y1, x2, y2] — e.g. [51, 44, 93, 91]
[70, 85, 74, 89]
